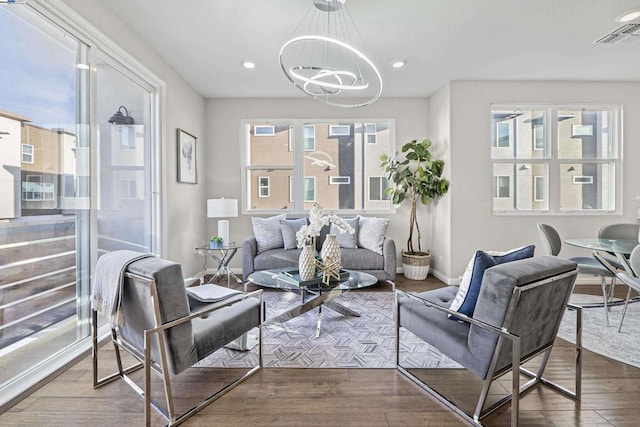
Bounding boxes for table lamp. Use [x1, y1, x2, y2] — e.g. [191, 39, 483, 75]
[207, 198, 238, 246]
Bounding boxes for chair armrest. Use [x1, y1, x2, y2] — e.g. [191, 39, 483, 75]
[396, 289, 513, 340]
[242, 237, 258, 280]
[382, 237, 396, 281]
[150, 289, 263, 334]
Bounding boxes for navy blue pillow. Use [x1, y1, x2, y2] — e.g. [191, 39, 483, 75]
[455, 245, 535, 319]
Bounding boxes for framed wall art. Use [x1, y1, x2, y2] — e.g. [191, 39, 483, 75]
[177, 128, 197, 184]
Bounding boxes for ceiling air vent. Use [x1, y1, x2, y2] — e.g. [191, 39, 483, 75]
[595, 23, 640, 44]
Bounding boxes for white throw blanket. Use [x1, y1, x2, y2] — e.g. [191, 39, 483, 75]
[91, 250, 153, 328]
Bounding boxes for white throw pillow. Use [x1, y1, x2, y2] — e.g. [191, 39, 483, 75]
[251, 214, 286, 253]
[357, 216, 389, 255]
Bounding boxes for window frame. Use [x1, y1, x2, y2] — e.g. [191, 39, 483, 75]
[241, 119, 395, 214]
[258, 176, 270, 198]
[491, 104, 621, 215]
[303, 124, 315, 151]
[328, 124, 350, 136]
[254, 125, 275, 136]
[21, 143, 34, 163]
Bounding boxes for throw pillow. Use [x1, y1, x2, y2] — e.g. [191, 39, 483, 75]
[330, 217, 359, 249]
[280, 218, 308, 250]
[449, 245, 535, 320]
[358, 216, 389, 255]
[251, 214, 286, 253]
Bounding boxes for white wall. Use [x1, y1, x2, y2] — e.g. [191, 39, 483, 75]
[442, 80, 640, 280]
[61, 0, 207, 276]
[205, 97, 430, 270]
[427, 83, 452, 282]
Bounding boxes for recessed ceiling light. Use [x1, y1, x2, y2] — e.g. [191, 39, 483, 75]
[391, 60, 406, 69]
[242, 61, 256, 69]
[616, 9, 640, 22]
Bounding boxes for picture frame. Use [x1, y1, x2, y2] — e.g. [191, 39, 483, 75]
[177, 128, 197, 184]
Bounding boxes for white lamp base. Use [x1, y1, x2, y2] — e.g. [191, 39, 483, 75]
[218, 219, 230, 246]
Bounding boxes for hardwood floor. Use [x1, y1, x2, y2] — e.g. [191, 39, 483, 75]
[2, 276, 639, 426]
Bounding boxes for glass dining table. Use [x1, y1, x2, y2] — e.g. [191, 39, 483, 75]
[564, 238, 637, 275]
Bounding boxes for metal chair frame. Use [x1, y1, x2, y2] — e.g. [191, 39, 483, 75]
[92, 271, 263, 426]
[396, 270, 582, 426]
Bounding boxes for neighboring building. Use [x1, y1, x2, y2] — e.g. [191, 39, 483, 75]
[0, 110, 31, 220]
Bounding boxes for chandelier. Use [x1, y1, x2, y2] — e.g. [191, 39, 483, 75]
[279, 0, 382, 108]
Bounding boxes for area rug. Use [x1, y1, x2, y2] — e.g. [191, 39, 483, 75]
[558, 294, 640, 368]
[199, 290, 461, 369]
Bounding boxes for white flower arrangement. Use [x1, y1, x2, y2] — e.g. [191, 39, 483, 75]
[295, 203, 355, 248]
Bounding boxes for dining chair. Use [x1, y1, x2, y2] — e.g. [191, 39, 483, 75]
[537, 223, 616, 325]
[598, 223, 640, 300]
[614, 244, 640, 332]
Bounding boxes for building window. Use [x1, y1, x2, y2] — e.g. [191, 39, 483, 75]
[494, 175, 510, 198]
[21, 175, 55, 201]
[119, 179, 138, 199]
[364, 123, 376, 144]
[534, 176, 544, 201]
[303, 176, 315, 202]
[303, 125, 315, 151]
[254, 125, 275, 136]
[22, 144, 34, 163]
[242, 120, 394, 213]
[572, 175, 594, 185]
[494, 122, 511, 148]
[329, 176, 350, 185]
[369, 176, 391, 201]
[329, 124, 350, 136]
[491, 105, 619, 214]
[258, 176, 270, 197]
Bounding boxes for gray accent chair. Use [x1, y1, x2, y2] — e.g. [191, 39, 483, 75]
[242, 233, 396, 283]
[92, 254, 263, 426]
[537, 222, 616, 325]
[396, 256, 581, 426]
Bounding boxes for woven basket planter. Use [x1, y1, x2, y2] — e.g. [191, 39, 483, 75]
[402, 251, 431, 280]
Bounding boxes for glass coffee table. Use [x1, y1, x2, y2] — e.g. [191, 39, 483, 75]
[246, 268, 388, 337]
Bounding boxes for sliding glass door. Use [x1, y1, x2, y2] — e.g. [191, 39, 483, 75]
[0, 2, 160, 392]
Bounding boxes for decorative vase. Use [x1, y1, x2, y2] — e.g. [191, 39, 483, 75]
[320, 234, 342, 276]
[298, 244, 316, 281]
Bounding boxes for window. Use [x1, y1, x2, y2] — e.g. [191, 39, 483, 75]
[534, 176, 544, 201]
[303, 177, 315, 202]
[254, 125, 275, 136]
[365, 123, 376, 144]
[494, 122, 511, 148]
[491, 105, 620, 214]
[258, 176, 270, 197]
[369, 176, 391, 201]
[21, 175, 55, 201]
[242, 120, 394, 212]
[329, 124, 350, 136]
[494, 176, 510, 198]
[119, 179, 138, 199]
[330, 176, 350, 185]
[572, 176, 594, 184]
[21, 144, 34, 163]
[303, 125, 315, 150]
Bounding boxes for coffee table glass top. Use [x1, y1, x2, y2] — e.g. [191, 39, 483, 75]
[247, 268, 377, 291]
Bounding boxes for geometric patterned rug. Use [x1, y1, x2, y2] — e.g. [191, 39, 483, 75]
[199, 291, 462, 369]
[558, 293, 640, 368]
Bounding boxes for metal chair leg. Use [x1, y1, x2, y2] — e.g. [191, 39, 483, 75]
[600, 276, 609, 326]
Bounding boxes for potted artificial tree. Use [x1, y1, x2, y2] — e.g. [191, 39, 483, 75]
[380, 138, 449, 280]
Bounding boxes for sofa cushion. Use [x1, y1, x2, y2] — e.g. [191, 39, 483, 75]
[251, 214, 286, 253]
[253, 248, 301, 271]
[341, 247, 384, 271]
[449, 245, 535, 319]
[280, 218, 308, 250]
[330, 217, 359, 249]
[358, 216, 389, 255]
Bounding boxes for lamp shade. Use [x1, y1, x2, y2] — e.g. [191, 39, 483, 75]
[207, 198, 238, 218]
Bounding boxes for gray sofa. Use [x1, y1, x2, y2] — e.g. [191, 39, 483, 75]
[242, 222, 396, 283]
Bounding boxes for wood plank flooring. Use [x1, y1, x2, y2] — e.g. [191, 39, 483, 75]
[2, 276, 639, 426]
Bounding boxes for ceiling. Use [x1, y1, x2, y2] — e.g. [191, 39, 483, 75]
[103, 0, 640, 100]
